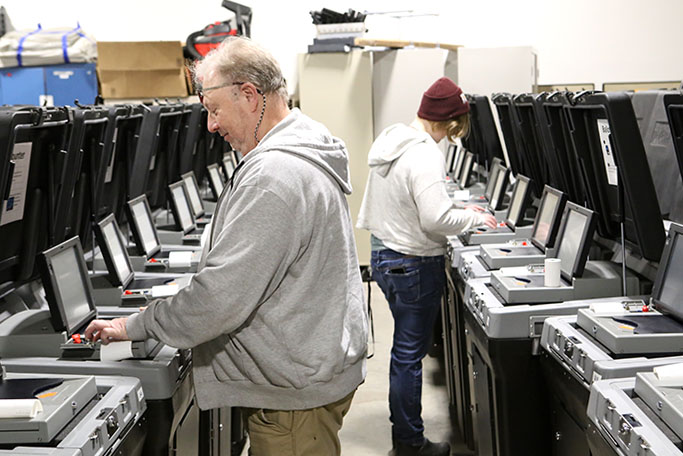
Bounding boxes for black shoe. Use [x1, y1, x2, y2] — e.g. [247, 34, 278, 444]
[395, 438, 451, 456]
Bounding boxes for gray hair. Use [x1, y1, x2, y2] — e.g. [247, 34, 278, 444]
[193, 36, 288, 102]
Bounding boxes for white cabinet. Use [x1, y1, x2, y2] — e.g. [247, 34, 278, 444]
[298, 48, 455, 264]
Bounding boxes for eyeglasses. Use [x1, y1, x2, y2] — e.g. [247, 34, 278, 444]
[198, 81, 262, 104]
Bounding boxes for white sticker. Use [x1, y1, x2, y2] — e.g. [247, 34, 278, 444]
[597, 119, 618, 186]
[38, 94, 54, 107]
[1, 142, 33, 227]
[136, 387, 144, 403]
[53, 70, 74, 80]
[592, 371, 602, 383]
[149, 153, 156, 171]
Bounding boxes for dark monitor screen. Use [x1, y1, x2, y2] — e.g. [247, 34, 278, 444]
[487, 164, 508, 212]
[467, 95, 505, 166]
[181, 171, 204, 218]
[40, 237, 97, 336]
[0, 108, 72, 295]
[652, 224, 683, 320]
[207, 164, 225, 199]
[505, 176, 530, 227]
[566, 92, 665, 261]
[127, 195, 160, 258]
[553, 202, 595, 280]
[94, 214, 134, 288]
[541, 93, 586, 204]
[531, 188, 565, 250]
[169, 181, 195, 233]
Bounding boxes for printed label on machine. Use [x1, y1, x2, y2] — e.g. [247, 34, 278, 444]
[596, 119, 618, 186]
[1, 142, 32, 227]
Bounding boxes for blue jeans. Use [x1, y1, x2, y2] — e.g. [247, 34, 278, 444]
[371, 249, 446, 446]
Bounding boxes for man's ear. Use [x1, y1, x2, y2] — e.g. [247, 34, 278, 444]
[241, 83, 261, 111]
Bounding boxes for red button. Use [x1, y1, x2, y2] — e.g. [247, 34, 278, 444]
[72, 334, 82, 344]
[124, 290, 133, 295]
[499, 222, 506, 226]
[149, 258, 157, 263]
[642, 305, 649, 312]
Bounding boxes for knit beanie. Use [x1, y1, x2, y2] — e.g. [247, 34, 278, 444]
[417, 77, 470, 121]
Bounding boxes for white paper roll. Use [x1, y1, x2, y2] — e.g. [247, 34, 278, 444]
[100, 340, 134, 362]
[544, 258, 562, 287]
[589, 302, 627, 315]
[151, 283, 179, 298]
[653, 362, 683, 384]
[0, 399, 43, 418]
[168, 251, 192, 268]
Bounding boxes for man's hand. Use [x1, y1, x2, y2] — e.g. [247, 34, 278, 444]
[463, 204, 486, 212]
[479, 213, 498, 230]
[85, 318, 130, 345]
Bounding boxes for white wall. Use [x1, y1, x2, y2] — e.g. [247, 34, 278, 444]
[2, 0, 682, 93]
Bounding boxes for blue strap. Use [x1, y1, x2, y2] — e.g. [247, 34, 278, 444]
[61, 23, 82, 64]
[17, 24, 42, 67]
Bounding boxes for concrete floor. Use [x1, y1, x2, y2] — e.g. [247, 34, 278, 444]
[338, 282, 470, 456]
[240, 281, 470, 456]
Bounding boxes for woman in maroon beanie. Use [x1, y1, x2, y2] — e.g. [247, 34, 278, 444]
[358, 77, 496, 456]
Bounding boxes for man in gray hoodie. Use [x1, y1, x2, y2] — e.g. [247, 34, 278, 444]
[86, 37, 368, 456]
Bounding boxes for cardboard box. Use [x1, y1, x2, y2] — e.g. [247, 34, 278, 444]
[97, 41, 188, 99]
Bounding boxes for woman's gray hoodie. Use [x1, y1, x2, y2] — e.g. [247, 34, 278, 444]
[126, 109, 368, 410]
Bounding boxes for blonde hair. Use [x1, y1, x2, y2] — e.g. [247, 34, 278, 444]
[193, 36, 288, 103]
[426, 113, 470, 142]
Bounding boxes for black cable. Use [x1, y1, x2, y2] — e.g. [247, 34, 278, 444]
[254, 92, 266, 144]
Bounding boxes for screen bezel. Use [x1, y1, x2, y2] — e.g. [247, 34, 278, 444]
[505, 174, 533, 230]
[487, 164, 510, 212]
[181, 171, 205, 218]
[483, 157, 503, 201]
[93, 213, 135, 288]
[453, 147, 467, 181]
[222, 153, 236, 182]
[552, 202, 596, 281]
[167, 180, 197, 234]
[126, 195, 161, 258]
[207, 163, 225, 199]
[446, 145, 458, 175]
[530, 185, 568, 251]
[39, 236, 97, 336]
[458, 151, 474, 188]
[651, 222, 683, 319]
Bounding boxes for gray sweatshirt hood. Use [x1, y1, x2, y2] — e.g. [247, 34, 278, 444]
[368, 123, 433, 177]
[245, 108, 353, 194]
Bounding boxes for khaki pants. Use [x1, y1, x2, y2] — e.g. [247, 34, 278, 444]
[243, 390, 355, 456]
